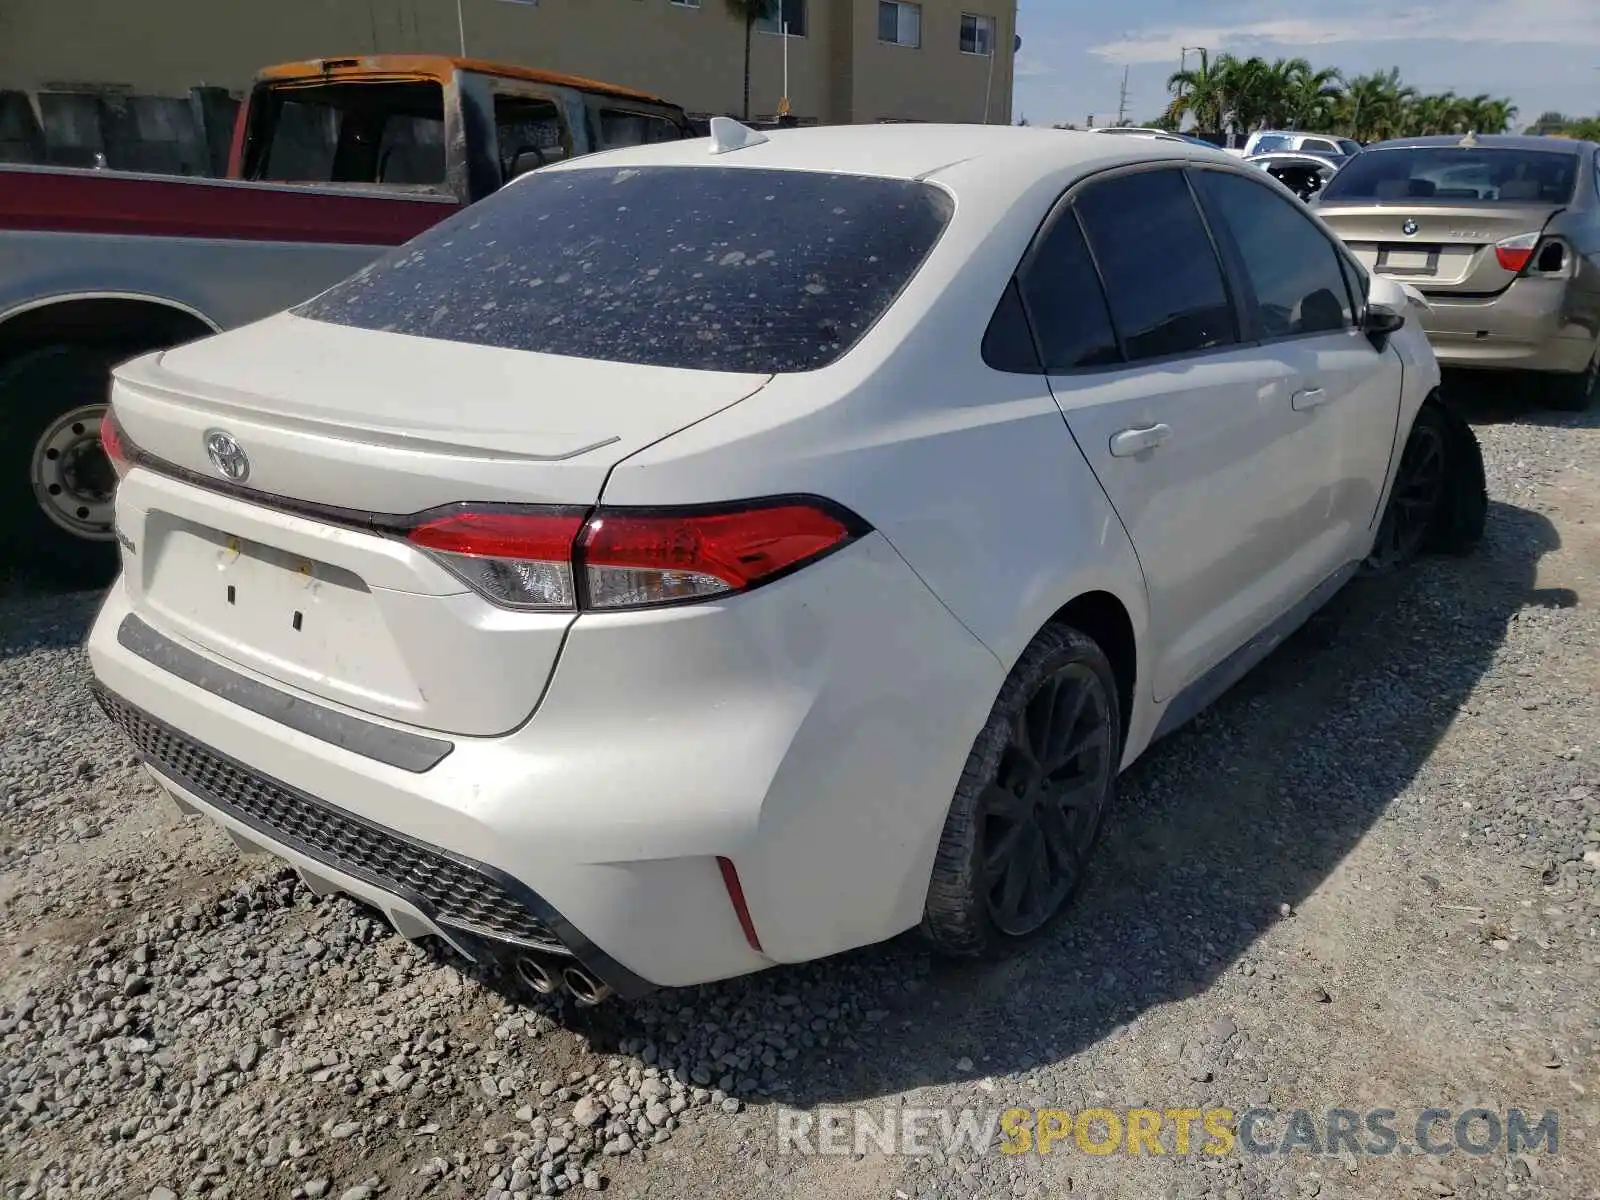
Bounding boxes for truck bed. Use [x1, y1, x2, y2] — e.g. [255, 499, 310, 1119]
[0, 163, 456, 246]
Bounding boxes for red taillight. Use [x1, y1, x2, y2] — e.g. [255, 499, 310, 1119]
[1493, 232, 1539, 274]
[404, 498, 861, 612]
[580, 502, 855, 609]
[100, 409, 134, 478]
[406, 509, 587, 611]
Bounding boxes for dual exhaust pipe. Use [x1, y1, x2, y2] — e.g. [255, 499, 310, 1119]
[514, 953, 614, 1006]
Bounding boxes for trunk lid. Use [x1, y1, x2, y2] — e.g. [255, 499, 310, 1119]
[1316, 202, 1561, 294]
[110, 313, 770, 736]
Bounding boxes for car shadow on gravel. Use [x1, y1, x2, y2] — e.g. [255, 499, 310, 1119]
[0, 583, 102, 662]
[1441, 368, 1600, 431]
[512, 497, 1574, 1110]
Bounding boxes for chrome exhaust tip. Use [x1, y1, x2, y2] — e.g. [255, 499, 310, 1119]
[514, 954, 560, 995]
[562, 965, 615, 1006]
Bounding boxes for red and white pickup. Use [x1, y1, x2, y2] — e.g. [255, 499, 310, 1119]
[0, 54, 691, 585]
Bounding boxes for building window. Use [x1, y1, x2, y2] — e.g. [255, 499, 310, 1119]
[755, 0, 806, 36]
[960, 12, 995, 55]
[878, 1, 921, 47]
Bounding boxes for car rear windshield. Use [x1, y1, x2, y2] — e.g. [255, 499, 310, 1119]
[294, 165, 954, 373]
[1319, 145, 1580, 205]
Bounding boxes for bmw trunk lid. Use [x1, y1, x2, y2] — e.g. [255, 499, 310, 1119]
[1316, 202, 1563, 294]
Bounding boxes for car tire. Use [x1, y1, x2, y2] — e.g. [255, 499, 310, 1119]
[921, 623, 1121, 960]
[1423, 397, 1487, 557]
[1544, 347, 1598, 413]
[1364, 397, 1470, 572]
[0, 344, 123, 590]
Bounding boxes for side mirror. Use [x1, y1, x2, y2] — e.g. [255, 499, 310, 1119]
[1361, 300, 1406, 349]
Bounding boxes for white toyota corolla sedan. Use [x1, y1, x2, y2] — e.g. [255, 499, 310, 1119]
[87, 120, 1483, 1003]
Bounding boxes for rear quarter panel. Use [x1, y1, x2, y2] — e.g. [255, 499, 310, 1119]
[596, 166, 1156, 756]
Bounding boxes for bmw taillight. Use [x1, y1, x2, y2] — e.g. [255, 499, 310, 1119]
[1494, 231, 1572, 278]
[1493, 232, 1539, 273]
[404, 498, 865, 612]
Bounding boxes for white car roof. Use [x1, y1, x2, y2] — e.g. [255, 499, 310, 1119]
[539, 122, 1228, 190]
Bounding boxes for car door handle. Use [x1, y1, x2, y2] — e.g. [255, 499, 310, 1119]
[1108, 423, 1173, 457]
[1291, 387, 1329, 411]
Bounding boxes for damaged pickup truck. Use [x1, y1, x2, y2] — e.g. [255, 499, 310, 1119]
[0, 55, 692, 585]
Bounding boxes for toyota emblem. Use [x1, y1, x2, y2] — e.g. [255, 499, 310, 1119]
[1401, 218, 1419, 237]
[204, 430, 250, 483]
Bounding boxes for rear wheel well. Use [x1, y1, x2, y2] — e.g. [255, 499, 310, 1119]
[0, 297, 216, 367]
[1047, 591, 1137, 740]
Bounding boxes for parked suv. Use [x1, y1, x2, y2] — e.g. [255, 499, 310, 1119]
[1315, 134, 1600, 410]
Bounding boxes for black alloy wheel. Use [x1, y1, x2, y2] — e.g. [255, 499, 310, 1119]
[922, 623, 1122, 958]
[1367, 405, 1448, 571]
[982, 661, 1116, 936]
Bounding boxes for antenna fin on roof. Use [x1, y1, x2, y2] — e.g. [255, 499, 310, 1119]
[708, 116, 770, 155]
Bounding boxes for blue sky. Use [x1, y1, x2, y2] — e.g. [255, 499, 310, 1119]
[1012, 0, 1600, 130]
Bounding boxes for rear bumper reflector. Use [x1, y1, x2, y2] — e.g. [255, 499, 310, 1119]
[91, 685, 654, 998]
[716, 856, 764, 953]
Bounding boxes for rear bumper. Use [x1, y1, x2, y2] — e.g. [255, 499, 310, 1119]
[1419, 277, 1595, 372]
[87, 532, 1002, 991]
[92, 684, 654, 998]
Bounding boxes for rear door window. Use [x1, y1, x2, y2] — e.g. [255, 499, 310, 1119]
[1015, 207, 1122, 371]
[1072, 168, 1238, 362]
[1320, 146, 1580, 204]
[295, 165, 953, 373]
[1194, 168, 1354, 337]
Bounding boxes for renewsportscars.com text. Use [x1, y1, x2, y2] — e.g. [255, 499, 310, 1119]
[775, 1106, 1560, 1159]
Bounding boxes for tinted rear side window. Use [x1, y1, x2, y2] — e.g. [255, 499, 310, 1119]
[295, 165, 953, 373]
[1073, 169, 1237, 362]
[1320, 146, 1580, 205]
[1017, 208, 1121, 371]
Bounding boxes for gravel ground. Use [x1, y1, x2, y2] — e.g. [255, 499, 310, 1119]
[2, 385, 1597, 1200]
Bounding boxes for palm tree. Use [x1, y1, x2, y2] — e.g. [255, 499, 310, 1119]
[1165, 48, 1229, 136]
[1460, 94, 1517, 134]
[1402, 92, 1462, 136]
[1338, 69, 1415, 141]
[1284, 61, 1344, 130]
[725, 0, 779, 122]
[1221, 56, 1274, 138]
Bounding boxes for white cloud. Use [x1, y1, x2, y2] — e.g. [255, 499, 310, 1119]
[1090, 0, 1600, 65]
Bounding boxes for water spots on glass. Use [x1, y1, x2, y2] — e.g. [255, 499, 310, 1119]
[293, 165, 952, 373]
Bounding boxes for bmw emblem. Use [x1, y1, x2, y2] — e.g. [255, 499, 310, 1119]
[204, 430, 250, 483]
[1401, 218, 1419, 237]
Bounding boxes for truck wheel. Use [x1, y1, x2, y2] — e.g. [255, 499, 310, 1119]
[0, 345, 122, 589]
